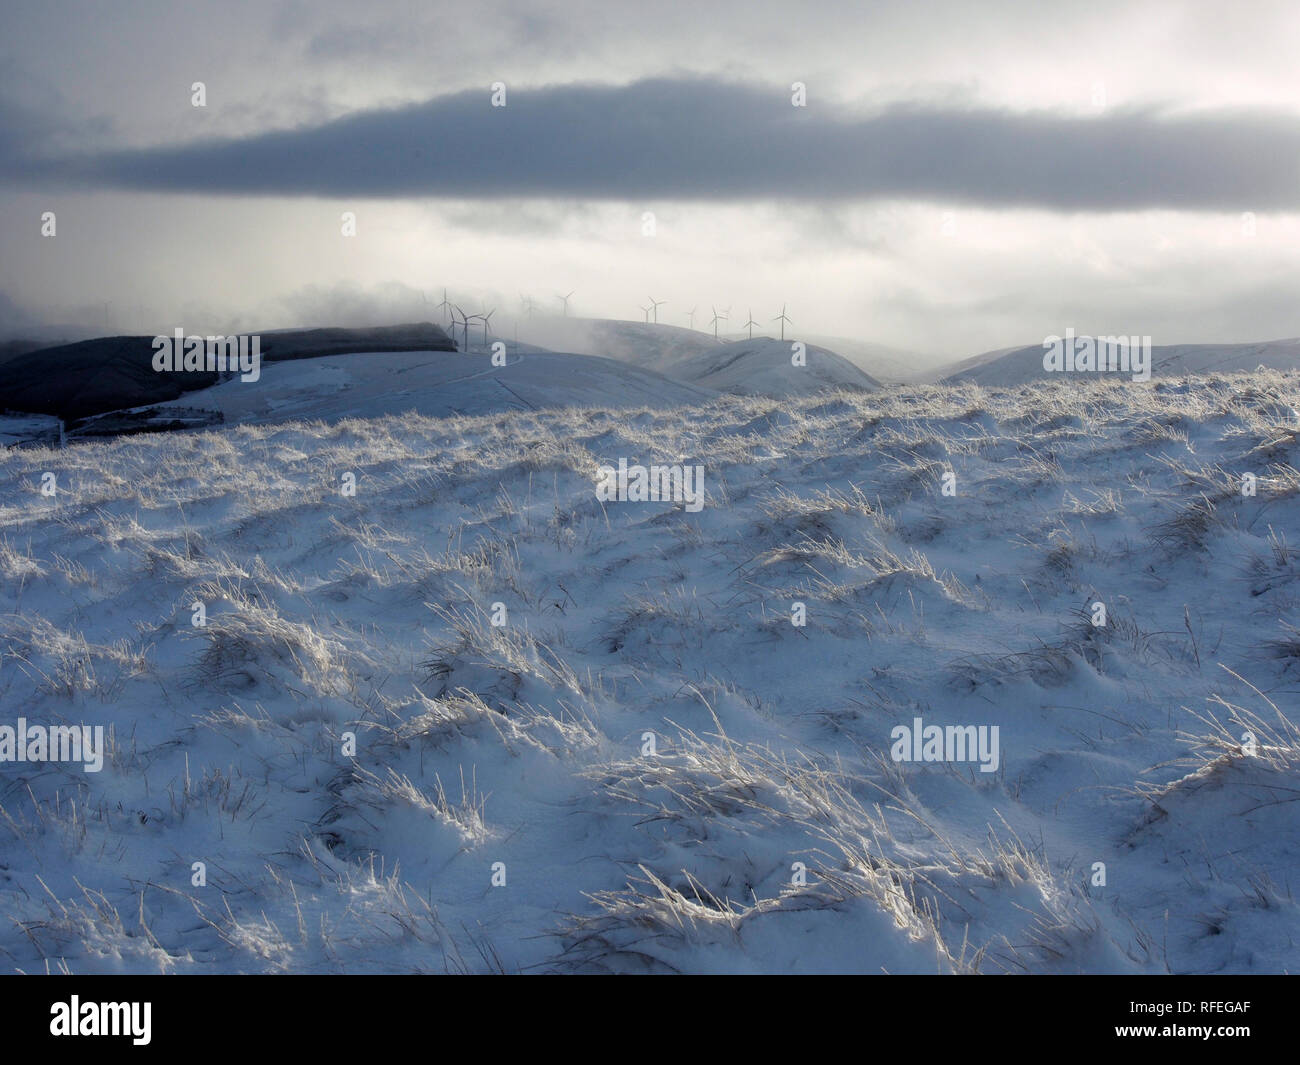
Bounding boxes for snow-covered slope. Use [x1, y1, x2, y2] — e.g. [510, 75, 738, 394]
[664, 337, 881, 397]
[942, 337, 1300, 386]
[931, 345, 1023, 384]
[0, 411, 60, 447]
[1150, 337, 1300, 376]
[0, 323, 458, 423]
[155, 346, 715, 424]
[5, 371, 1300, 973]
[518, 317, 723, 376]
[796, 334, 935, 383]
[513, 318, 885, 395]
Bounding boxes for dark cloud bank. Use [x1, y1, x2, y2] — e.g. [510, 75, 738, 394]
[7, 77, 1300, 210]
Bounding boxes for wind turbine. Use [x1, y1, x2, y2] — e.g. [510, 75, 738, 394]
[466, 311, 487, 351]
[452, 305, 471, 351]
[743, 309, 759, 340]
[685, 306, 697, 330]
[480, 308, 495, 346]
[436, 287, 453, 325]
[557, 291, 574, 317]
[640, 303, 652, 323]
[773, 303, 792, 341]
[520, 294, 536, 318]
[648, 297, 666, 324]
[709, 305, 728, 340]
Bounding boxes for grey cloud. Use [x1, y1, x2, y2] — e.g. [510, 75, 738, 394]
[7, 77, 1300, 211]
[306, 24, 405, 61]
[438, 200, 603, 237]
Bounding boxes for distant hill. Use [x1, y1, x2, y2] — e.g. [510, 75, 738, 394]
[154, 344, 716, 425]
[664, 337, 881, 397]
[522, 317, 908, 389]
[794, 334, 935, 383]
[518, 316, 723, 375]
[0, 338, 51, 367]
[939, 337, 1300, 385]
[0, 322, 456, 422]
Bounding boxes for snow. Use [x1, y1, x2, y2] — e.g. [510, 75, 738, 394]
[663, 337, 881, 397]
[941, 337, 1300, 386]
[153, 346, 715, 425]
[2, 362, 1300, 973]
[795, 334, 935, 384]
[516, 316, 725, 377]
[0, 412, 61, 447]
[516, 318, 884, 395]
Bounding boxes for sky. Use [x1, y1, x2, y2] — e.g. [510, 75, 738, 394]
[1, 0, 1299, 363]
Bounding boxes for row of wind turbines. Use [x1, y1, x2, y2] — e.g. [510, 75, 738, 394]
[426, 287, 577, 350]
[658, 301, 793, 341]
[521, 290, 793, 342]
[425, 286, 794, 350]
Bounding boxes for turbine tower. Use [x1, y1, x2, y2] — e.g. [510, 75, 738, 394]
[773, 303, 792, 342]
[649, 297, 666, 324]
[743, 309, 759, 340]
[709, 305, 728, 340]
[452, 305, 471, 351]
[465, 311, 485, 351]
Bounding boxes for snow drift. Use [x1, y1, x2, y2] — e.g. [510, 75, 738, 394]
[3, 370, 1299, 972]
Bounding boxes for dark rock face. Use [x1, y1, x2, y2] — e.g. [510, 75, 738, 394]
[0, 322, 457, 421]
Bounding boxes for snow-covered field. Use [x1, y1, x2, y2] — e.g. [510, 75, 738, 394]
[3, 369, 1300, 973]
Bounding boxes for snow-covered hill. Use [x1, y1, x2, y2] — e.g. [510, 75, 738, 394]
[518, 316, 723, 376]
[664, 337, 881, 397]
[942, 337, 1300, 386]
[4, 371, 1299, 973]
[795, 334, 934, 383]
[0, 322, 458, 424]
[519, 318, 886, 394]
[155, 346, 715, 425]
[0, 320, 892, 443]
